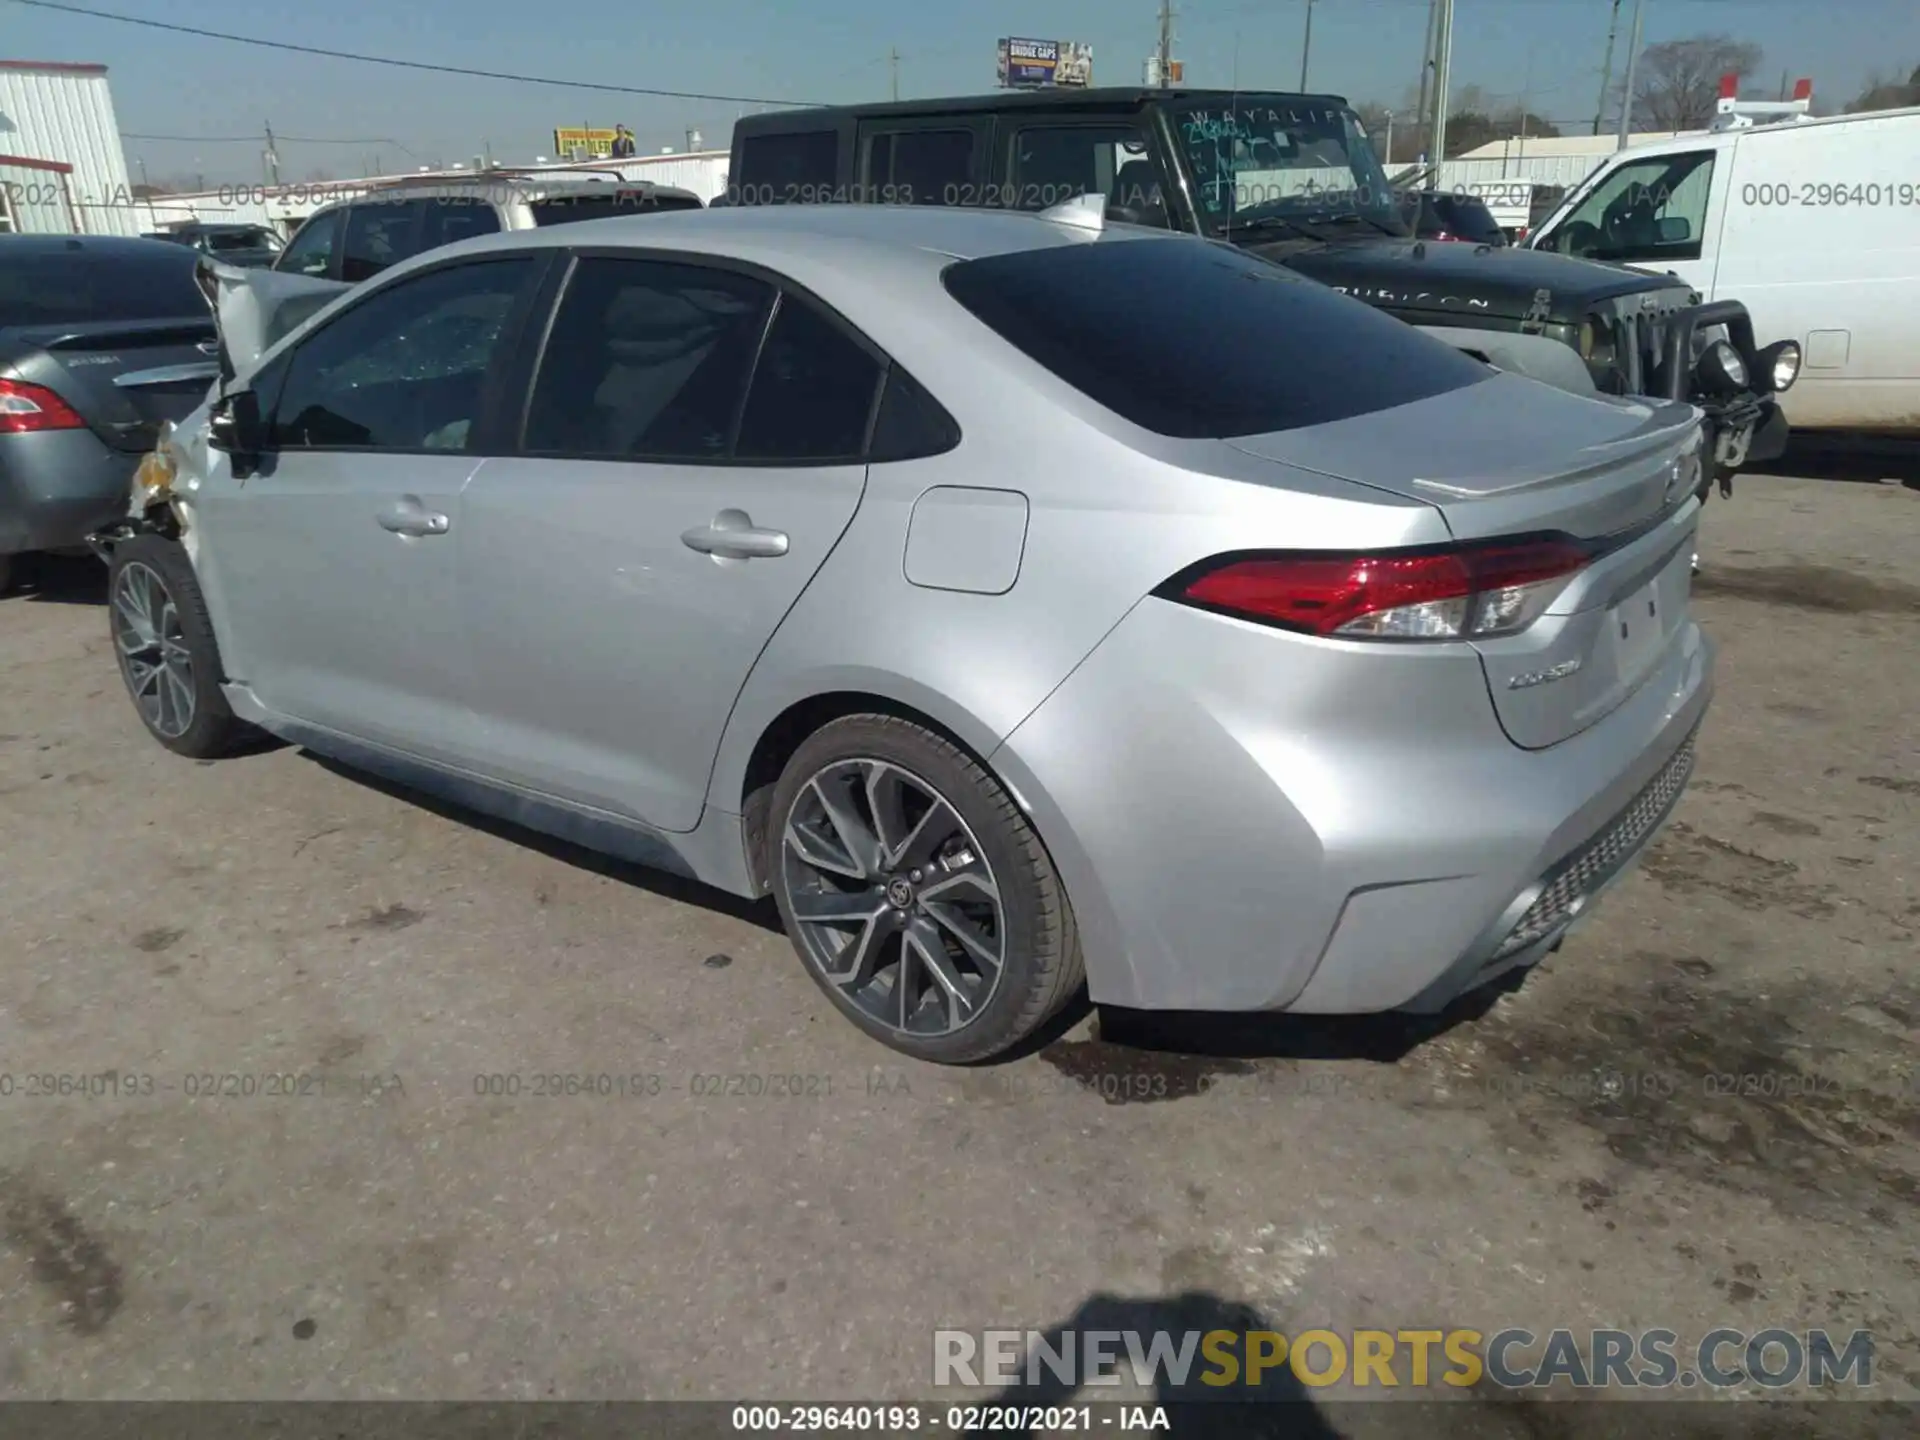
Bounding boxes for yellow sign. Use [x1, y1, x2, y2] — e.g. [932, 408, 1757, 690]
[553, 127, 618, 158]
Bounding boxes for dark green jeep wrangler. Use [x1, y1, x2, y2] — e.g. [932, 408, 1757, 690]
[725, 87, 1800, 489]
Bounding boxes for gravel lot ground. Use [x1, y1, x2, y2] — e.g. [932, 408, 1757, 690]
[1, 452, 1915, 1433]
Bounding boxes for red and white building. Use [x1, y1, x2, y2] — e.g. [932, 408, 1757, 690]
[0, 59, 139, 235]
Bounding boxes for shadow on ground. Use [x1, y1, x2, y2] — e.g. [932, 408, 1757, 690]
[1744, 433, 1918, 488]
[5, 552, 108, 605]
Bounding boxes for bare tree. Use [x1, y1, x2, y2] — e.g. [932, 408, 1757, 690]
[1620, 35, 1764, 130]
[1846, 63, 1920, 113]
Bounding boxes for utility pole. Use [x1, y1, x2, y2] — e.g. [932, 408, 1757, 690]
[1429, 0, 1456, 172]
[888, 46, 900, 101]
[1615, 0, 1647, 150]
[1415, 0, 1440, 160]
[1593, 0, 1624, 135]
[1156, 0, 1174, 90]
[263, 121, 280, 186]
[1299, 0, 1315, 91]
[1384, 110, 1394, 165]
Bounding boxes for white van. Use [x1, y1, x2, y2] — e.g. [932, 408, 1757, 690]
[1527, 95, 1920, 435]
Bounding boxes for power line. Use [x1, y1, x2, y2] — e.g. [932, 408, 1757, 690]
[7, 0, 831, 108]
[123, 131, 397, 145]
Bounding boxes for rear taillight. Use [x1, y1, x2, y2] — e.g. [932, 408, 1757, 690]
[1164, 538, 1590, 641]
[0, 377, 85, 434]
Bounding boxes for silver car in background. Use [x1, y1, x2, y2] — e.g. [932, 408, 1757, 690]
[93, 202, 1713, 1063]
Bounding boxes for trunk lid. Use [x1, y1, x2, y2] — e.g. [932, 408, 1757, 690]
[2, 318, 220, 452]
[1229, 370, 1706, 749]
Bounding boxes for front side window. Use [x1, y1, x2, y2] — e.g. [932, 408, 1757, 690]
[522, 257, 774, 460]
[1010, 124, 1170, 227]
[864, 128, 976, 206]
[1543, 151, 1715, 263]
[276, 208, 342, 277]
[270, 257, 536, 451]
[1170, 97, 1404, 238]
[340, 199, 428, 282]
[942, 237, 1489, 438]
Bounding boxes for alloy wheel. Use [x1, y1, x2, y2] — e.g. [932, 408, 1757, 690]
[781, 758, 1007, 1038]
[112, 560, 196, 739]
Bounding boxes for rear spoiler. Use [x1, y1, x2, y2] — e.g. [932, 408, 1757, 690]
[194, 256, 351, 382]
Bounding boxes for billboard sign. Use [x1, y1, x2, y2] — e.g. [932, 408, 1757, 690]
[997, 38, 1093, 89]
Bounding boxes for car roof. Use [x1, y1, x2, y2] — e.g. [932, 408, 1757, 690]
[1598, 104, 1920, 162]
[352, 170, 702, 203]
[0, 234, 198, 259]
[736, 86, 1354, 129]
[422, 199, 1175, 267]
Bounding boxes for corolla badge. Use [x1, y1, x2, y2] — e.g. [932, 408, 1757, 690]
[1508, 658, 1583, 691]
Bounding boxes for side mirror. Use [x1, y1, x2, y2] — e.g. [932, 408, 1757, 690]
[1655, 215, 1692, 244]
[207, 389, 265, 458]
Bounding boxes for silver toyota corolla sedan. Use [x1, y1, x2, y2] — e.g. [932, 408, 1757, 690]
[93, 201, 1713, 1062]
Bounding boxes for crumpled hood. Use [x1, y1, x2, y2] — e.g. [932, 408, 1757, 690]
[194, 256, 351, 378]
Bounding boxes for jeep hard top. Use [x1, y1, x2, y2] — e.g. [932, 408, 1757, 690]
[728, 87, 1798, 484]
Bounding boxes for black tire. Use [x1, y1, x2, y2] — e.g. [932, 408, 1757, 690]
[767, 714, 1083, 1064]
[107, 532, 255, 759]
[0, 553, 13, 595]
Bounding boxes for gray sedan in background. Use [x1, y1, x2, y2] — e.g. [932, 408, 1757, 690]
[93, 203, 1713, 1062]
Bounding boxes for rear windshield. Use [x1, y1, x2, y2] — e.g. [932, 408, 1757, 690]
[531, 192, 704, 226]
[205, 227, 281, 251]
[941, 237, 1489, 438]
[0, 246, 206, 326]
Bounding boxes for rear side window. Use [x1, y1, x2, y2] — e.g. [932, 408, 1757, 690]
[941, 238, 1490, 438]
[0, 245, 205, 325]
[736, 131, 837, 202]
[865, 129, 975, 206]
[868, 366, 960, 461]
[530, 192, 703, 226]
[420, 198, 502, 249]
[735, 295, 883, 460]
[522, 256, 774, 460]
[341, 200, 427, 282]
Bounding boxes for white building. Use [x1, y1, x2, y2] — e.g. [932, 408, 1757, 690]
[1435, 129, 1699, 193]
[0, 59, 138, 235]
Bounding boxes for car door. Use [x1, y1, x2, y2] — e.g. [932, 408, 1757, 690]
[1532, 148, 1722, 293]
[190, 252, 547, 760]
[455, 252, 881, 831]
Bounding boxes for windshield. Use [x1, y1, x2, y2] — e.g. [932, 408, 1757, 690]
[1170, 98, 1404, 237]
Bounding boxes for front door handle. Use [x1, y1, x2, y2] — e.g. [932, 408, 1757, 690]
[378, 497, 450, 538]
[681, 508, 789, 560]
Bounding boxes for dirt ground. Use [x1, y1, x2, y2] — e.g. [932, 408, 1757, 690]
[0, 449, 1915, 1433]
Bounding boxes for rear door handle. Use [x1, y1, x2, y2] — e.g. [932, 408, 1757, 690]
[681, 508, 789, 560]
[378, 497, 450, 538]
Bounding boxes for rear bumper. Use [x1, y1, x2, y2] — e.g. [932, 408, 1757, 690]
[990, 597, 1714, 1015]
[0, 429, 139, 557]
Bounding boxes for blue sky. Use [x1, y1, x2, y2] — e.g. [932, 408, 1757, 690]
[14, 0, 1917, 183]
